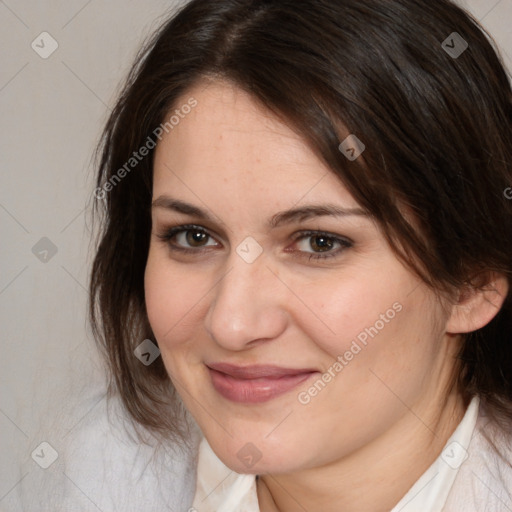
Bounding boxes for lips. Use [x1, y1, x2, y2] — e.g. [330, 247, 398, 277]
[206, 363, 319, 403]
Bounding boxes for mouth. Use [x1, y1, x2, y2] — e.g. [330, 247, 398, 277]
[206, 362, 320, 403]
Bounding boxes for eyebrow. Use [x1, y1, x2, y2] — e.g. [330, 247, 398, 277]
[151, 196, 369, 228]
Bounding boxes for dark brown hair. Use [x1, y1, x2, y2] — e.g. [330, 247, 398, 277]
[89, 0, 512, 444]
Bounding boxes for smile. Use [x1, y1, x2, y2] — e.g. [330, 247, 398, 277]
[206, 363, 319, 403]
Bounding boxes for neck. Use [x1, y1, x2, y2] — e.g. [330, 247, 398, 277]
[257, 390, 467, 512]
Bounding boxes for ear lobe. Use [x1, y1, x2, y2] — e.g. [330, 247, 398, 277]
[446, 273, 509, 334]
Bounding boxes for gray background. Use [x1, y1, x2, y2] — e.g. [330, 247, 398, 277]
[1, 0, 511, 509]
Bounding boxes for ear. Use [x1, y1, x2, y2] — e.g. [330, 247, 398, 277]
[446, 272, 509, 334]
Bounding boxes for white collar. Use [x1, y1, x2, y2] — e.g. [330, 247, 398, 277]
[390, 395, 480, 511]
[192, 396, 480, 512]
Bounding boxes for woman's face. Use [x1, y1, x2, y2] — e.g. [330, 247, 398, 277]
[145, 79, 458, 474]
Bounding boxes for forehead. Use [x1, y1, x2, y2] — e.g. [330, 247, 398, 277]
[152, 80, 360, 213]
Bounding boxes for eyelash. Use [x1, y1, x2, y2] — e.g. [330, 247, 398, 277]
[155, 224, 353, 261]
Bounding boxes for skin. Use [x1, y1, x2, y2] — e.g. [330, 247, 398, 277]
[144, 79, 507, 512]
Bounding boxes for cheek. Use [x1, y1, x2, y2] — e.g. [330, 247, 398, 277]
[144, 251, 208, 348]
[292, 268, 409, 360]
[293, 267, 443, 402]
[316, 288, 442, 400]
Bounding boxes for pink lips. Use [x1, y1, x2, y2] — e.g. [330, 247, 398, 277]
[207, 362, 318, 403]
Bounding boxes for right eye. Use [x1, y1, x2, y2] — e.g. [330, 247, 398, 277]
[156, 225, 221, 252]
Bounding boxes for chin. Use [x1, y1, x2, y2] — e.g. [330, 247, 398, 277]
[208, 433, 308, 475]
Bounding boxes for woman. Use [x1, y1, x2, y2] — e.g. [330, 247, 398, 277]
[89, 0, 512, 510]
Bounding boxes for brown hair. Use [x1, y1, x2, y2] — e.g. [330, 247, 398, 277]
[89, 0, 512, 443]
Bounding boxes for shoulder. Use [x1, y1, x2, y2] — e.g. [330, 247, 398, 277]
[13, 390, 200, 512]
[444, 398, 512, 511]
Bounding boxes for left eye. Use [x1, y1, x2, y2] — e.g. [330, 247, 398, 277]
[297, 234, 338, 252]
[292, 232, 352, 258]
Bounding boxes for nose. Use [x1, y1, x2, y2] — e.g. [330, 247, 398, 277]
[204, 251, 288, 351]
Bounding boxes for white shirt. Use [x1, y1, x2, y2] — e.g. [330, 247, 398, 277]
[7, 389, 199, 512]
[193, 396, 512, 511]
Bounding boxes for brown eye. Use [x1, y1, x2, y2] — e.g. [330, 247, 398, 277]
[292, 231, 353, 260]
[156, 225, 220, 251]
[309, 235, 335, 252]
[186, 229, 210, 247]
